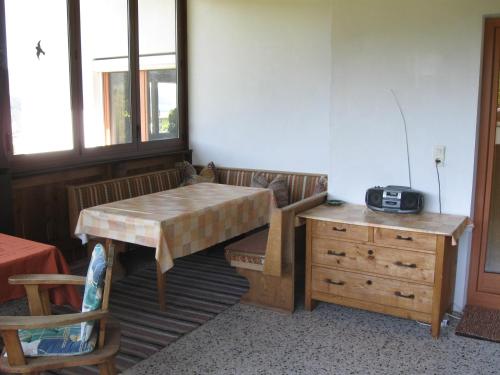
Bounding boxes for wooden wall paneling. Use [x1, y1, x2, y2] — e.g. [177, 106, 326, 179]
[0, 169, 13, 234]
[11, 151, 190, 262]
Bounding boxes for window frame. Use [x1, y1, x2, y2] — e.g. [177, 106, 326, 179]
[0, 0, 188, 175]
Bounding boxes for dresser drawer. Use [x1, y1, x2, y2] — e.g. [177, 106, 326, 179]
[312, 266, 433, 313]
[312, 238, 435, 283]
[374, 228, 437, 251]
[312, 220, 369, 242]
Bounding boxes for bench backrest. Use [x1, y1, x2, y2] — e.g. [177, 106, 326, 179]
[215, 167, 327, 204]
[68, 168, 181, 235]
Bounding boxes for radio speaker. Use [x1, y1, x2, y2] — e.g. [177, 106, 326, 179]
[366, 188, 383, 209]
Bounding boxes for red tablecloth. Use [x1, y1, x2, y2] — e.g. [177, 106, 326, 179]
[0, 234, 82, 311]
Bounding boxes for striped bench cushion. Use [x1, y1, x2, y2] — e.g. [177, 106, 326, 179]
[216, 167, 327, 204]
[71, 168, 181, 213]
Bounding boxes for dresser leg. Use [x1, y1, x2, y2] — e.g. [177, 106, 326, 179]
[431, 320, 440, 338]
[305, 297, 317, 311]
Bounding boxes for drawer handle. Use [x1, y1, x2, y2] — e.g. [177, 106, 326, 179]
[327, 250, 346, 257]
[396, 235, 413, 241]
[394, 261, 417, 269]
[332, 227, 347, 232]
[394, 291, 415, 299]
[325, 279, 345, 286]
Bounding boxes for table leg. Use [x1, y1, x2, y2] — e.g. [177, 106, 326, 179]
[101, 239, 126, 282]
[156, 261, 166, 311]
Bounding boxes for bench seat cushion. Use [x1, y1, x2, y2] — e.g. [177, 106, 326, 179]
[225, 229, 269, 271]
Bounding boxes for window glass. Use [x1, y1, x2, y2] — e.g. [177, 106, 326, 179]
[80, 0, 131, 148]
[5, 0, 73, 155]
[139, 0, 179, 141]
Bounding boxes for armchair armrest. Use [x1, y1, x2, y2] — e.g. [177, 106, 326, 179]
[0, 310, 108, 330]
[8, 274, 86, 286]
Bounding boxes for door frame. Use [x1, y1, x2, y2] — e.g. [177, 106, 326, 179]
[468, 18, 500, 309]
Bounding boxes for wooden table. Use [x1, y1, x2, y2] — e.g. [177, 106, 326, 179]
[0, 234, 82, 311]
[75, 183, 275, 310]
[299, 204, 469, 337]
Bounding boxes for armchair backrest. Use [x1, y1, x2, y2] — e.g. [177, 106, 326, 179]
[81, 242, 114, 347]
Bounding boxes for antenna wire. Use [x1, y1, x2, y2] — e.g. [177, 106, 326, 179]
[390, 89, 412, 188]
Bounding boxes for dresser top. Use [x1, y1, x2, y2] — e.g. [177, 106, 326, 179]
[298, 203, 470, 244]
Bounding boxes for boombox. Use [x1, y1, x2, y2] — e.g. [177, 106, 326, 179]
[365, 186, 424, 214]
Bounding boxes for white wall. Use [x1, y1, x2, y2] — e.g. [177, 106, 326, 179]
[188, 0, 500, 312]
[188, 0, 331, 173]
[329, 0, 500, 311]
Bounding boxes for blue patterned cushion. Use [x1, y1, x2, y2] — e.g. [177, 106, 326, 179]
[18, 325, 96, 357]
[80, 243, 107, 342]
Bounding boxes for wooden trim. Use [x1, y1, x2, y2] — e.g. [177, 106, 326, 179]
[0, 0, 12, 163]
[431, 236, 445, 337]
[263, 210, 283, 277]
[68, 0, 83, 157]
[477, 26, 500, 295]
[128, 0, 140, 151]
[468, 18, 500, 309]
[25, 285, 46, 317]
[305, 219, 316, 311]
[102, 72, 112, 145]
[0, 310, 109, 330]
[156, 261, 166, 311]
[11, 148, 191, 179]
[139, 71, 149, 141]
[9, 274, 86, 285]
[1, 330, 25, 366]
[176, 0, 189, 152]
[311, 291, 432, 323]
[1, 0, 189, 175]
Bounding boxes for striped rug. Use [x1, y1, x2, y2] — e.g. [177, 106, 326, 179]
[49, 247, 249, 374]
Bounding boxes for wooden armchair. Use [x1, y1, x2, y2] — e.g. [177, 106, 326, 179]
[0, 243, 120, 375]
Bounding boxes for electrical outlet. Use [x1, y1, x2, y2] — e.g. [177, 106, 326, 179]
[434, 145, 446, 165]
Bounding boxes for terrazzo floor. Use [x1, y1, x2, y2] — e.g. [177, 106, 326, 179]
[2, 295, 499, 374]
[123, 302, 500, 375]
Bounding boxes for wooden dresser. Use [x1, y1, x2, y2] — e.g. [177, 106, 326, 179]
[298, 204, 469, 337]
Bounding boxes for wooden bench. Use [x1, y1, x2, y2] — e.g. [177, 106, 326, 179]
[67, 164, 326, 312]
[219, 167, 328, 312]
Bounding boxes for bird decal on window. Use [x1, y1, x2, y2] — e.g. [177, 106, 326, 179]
[36, 40, 45, 59]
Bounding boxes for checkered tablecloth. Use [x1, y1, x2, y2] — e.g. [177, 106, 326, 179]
[75, 183, 275, 272]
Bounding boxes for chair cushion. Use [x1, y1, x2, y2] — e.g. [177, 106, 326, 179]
[250, 172, 268, 189]
[18, 324, 97, 357]
[80, 244, 107, 342]
[313, 175, 328, 194]
[177, 161, 217, 186]
[225, 229, 268, 270]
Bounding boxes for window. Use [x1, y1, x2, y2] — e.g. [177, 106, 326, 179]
[0, 0, 187, 172]
[4, 0, 73, 155]
[142, 69, 178, 141]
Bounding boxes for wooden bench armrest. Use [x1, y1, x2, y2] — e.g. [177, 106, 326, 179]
[9, 274, 86, 286]
[283, 192, 328, 215]
[263, 193, 327, 277]
[0, 310, 108, 331]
